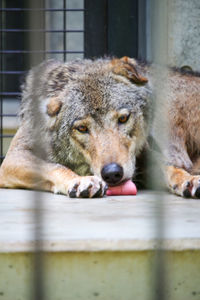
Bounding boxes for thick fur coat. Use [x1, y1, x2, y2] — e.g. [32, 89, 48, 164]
[0, 57, 200, 198]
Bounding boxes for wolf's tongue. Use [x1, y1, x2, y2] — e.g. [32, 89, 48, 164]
[106, 179, 137, 196]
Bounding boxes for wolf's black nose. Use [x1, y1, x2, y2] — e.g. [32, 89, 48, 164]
[101, 163, 123, 185]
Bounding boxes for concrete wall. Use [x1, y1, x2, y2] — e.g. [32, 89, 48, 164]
[1, 251, 200, 300]
[147, 0, 200, 71]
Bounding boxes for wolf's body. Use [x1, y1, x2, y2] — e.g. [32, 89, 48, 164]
[0, 57, 200, 198]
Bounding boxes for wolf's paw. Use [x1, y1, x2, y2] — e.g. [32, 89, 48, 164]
[68, 176, 107, 198]
[167, 166, 200, 199]
[181, 176, 200, 198]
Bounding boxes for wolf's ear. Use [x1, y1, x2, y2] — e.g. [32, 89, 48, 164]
[47, 97, 62, 117]
[111, 56, 148, 85]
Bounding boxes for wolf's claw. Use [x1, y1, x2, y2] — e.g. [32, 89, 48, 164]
[182, 177, 200, 199]
[167, 166, 200, 199]
[68, 176, 106, 198]
[67, 183, 78, 198]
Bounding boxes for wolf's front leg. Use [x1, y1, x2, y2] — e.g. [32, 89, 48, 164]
[166, 165, 200, 198]
[0, 145, 106, 199]
[0, 155, 107, 198]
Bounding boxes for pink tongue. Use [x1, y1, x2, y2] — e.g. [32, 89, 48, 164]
[106, 179, 137, 196]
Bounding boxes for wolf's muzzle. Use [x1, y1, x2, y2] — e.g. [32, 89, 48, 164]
[101, 163, 123, 185]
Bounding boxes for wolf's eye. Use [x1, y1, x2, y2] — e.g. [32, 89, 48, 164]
[76, 125, 88, 133]
[118, 114, 130, 124]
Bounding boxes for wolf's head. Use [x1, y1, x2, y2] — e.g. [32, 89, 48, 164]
[27, 57, 152, 186]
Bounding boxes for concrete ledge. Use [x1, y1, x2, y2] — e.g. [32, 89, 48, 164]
[1, 189, 200, 252]
[1, 189, 200, 300]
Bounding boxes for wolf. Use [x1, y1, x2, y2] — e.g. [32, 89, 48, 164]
[0, 56, 200, 198]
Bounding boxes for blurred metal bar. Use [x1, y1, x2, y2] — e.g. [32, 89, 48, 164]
[28, 0, 46, 298]
[28, 0, 45, 66]
[43, 0, 46, 60]
[63, 0, 66, 61]
[149, 0, 169, 299]
[0, 0, 3, 163]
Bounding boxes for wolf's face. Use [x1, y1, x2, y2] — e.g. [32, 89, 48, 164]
[48, 63, 151, 186]
[70, 107, 137, 184]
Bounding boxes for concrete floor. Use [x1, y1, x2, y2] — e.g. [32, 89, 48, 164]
[0, 189, 200, 300]
[0, 188, 200, 252]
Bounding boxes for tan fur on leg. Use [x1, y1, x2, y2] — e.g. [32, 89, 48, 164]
[166, 165, 200, 198]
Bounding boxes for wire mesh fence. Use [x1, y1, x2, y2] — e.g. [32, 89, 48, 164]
[0, 0, 85, 163]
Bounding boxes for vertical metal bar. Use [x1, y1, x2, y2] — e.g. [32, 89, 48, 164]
[29, 0, 45, 66]
[63, 0, 66, 61]
[43, 0, 46, 60]
[28, 2, 46, 300]
[0, 1, 4, 163]
[150, 0, 169, 299]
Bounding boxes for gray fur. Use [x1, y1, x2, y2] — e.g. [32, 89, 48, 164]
[20, 58, 152, 176]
